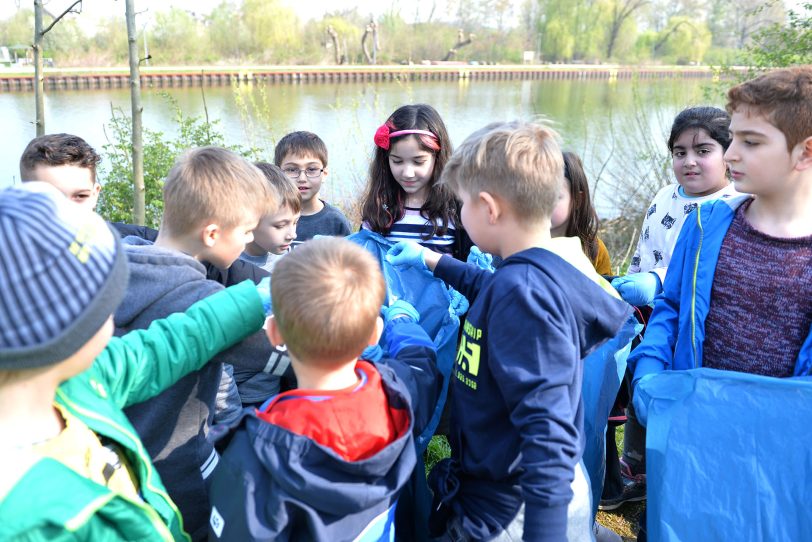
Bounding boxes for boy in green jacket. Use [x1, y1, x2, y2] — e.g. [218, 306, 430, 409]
[0, 182, 269, 541]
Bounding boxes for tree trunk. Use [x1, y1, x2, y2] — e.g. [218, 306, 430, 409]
[33, 0, 44, 137]
[125, 0, 145, 225]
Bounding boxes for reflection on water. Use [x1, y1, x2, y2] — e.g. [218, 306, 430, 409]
[3, 77, 705, 215]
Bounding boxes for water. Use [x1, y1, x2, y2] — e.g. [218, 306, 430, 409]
[2, 77, 707, 216]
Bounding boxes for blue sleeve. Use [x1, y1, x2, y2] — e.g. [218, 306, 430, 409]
[629, 215, 696, 385]
[434, 254, 492, 302]
[488, 286, 578, 541]
[378, 319, 441, 436]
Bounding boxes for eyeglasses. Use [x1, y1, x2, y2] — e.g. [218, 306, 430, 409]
[282, 167, 324, 179]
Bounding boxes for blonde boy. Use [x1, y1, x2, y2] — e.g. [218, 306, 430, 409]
[240, 162, 302, 273]
[388, 121, 631, 541]
[208, 238, 442, 541]
[0, 182, 269, 541]
[115, 147, 278, 539]
[273, 131, 351, 244]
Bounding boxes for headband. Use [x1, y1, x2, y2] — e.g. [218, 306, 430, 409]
[373, 123, 438, 151]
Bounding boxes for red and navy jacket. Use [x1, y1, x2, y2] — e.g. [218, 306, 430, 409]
[207, 319, 439, 542]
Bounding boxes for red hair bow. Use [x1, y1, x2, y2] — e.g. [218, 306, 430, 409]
[374, 123, 393, 150]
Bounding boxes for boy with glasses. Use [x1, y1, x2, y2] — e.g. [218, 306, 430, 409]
[274, 131, 352, 245]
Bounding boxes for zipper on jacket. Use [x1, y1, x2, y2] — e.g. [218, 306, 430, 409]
[55, 389, 188, 542]
[690, 206, 704, 368]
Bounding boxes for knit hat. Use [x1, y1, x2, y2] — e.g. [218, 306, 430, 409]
[0, 182, 129, 370]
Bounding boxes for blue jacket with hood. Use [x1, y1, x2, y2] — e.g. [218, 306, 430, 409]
[631, 196, 812, 383]
[206, 319, 441, 542]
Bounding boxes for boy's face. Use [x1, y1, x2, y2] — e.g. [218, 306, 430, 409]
[201, 217, 258, 269]
[725, 110, 795, 197]
[31, 164, 100, 210]
[250, 204, 300, 255]
[280, 153, 326, 207]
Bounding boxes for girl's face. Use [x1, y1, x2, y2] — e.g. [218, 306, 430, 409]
[388, 137, 436, 207]
[671, 128, 729, 197]
[550, 183, 572, 238]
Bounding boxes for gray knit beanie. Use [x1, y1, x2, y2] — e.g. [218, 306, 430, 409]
[0, 182, 129, 369]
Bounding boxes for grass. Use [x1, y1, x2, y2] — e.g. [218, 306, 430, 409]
[426, 427, 643, 541]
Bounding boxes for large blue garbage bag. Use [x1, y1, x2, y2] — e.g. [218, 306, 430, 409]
[467, 246, 639, 518]
[348, 229, 465, 450]
[581, 314, 640, 516]
[636, 368, 812, 542]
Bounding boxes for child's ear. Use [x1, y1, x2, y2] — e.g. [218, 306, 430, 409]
[266, 315, 285, 347]
[368, 316, 383, 346]
[322, 166, 328, 179]
[478, 191, 501, 225]
[201, 224, 220, 248]
[796, 136, 812, 171]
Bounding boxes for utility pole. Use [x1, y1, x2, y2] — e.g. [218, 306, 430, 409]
[125, 0, 145, 225]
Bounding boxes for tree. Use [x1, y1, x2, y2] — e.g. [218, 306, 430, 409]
[604, 0, 647, 59]
[124, 0, 145, 225]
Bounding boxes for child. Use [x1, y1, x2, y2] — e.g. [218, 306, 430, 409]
[115, 147, 278, 540]
[0, 182, 269, 541]
[19, 132, 102, 209]
[207, 238, 441, 541]
[612, 106, 738, 306]
[604, 106, 738, 512]
[360, 103, 472, 261]
[388, 120, 631, 541]
[239, 162, 301, 273]
[273, 131, 351, 244]
[553, 151, 612, 275]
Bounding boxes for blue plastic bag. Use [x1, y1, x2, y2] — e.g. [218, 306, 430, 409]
[348, 230, 465, 450]
[637, 368, 812, 542]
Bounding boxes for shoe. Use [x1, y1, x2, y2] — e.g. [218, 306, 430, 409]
[593, 521, 622, 542]
[598, 477, 646, 511]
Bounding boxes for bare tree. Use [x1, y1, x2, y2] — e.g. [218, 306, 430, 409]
[361, 19, 379, 64]
[605, 0, 647, 59]
[125, 0, 145, 225]
[33, 0, 82, 136]
[326, 26, 345, 64]
[442, 29, 474, 61]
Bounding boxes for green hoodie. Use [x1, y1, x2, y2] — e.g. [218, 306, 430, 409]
[0, 280, 265, 541]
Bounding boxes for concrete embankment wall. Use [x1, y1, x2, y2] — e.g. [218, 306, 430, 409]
[0, 65, 712, 92]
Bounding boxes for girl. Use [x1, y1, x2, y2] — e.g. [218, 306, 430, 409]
[612, 106, 738, 307]
[552, 151, 612, 275]
[360, 104, 471, 260]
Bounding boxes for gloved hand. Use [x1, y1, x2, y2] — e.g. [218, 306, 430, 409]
[611, 272, 662, 306]
[382, 299, 420, 325]
[386, 241, 429, 273]
[449, 288, 470, 316]
[632, 373, 657, 428]
[361, 344, 384, 362]
[256, 277, 272, 315]
[467, 245, 494, 270]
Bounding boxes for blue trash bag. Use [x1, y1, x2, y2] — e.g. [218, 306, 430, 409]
[581, 314, 641, 517]
[348, 229, 466, 451]
[467, 245, 640, 518]
[636, 368, 812, 542]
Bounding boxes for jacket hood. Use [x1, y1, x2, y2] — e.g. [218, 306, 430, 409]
[502, 247, 633, 357]
[115, 237, 210, 328]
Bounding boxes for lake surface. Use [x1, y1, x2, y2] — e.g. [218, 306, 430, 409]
[2, 77, 708, 216]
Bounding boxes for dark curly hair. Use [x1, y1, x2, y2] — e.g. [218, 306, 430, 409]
[19, 133, 101, 182]
[667, 106, 731, 153]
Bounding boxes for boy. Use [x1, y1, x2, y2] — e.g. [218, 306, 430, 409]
[387, 121, 631, 541]
[115, 147, 277, 540]
[240, 162, 301, 273]
[208, 238, 442, 541]
[273, 130, 352, 245]
[19, 132, 102, 209]
[0, 182, 269, 540]
[631, 67, 812, 394]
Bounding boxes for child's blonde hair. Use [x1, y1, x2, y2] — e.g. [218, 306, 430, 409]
[254, 161, 302, 214]
[161, 147, 275, 236]
[271, 238, 385, 364]
[441, 120, 564, 224]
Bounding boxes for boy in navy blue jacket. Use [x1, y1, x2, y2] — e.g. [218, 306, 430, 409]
[388, 121, 631, 541]
[207, 237, 441, 542]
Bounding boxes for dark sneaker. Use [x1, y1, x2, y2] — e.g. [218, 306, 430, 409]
[598, 477, 646, 511]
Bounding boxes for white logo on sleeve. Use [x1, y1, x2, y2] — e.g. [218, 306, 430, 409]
[210, 506, 225, 538]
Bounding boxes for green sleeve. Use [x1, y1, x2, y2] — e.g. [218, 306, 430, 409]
[94, 280, 266, 408]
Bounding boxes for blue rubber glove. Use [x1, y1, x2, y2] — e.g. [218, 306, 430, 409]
[382, 299, 421, 325]
[385, 241, 429, 273]
[467, 245, 494, 270]
[449, 288, 470, 316]
[361, 344, 383, 362]
[256, 277, 272, 315]
[611, 272, 662, 306]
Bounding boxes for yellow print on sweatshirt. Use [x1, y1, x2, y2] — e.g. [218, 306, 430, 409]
[455, 320, 482, 390]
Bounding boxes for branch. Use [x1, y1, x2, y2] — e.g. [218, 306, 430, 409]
[41, 0, 82, 36]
